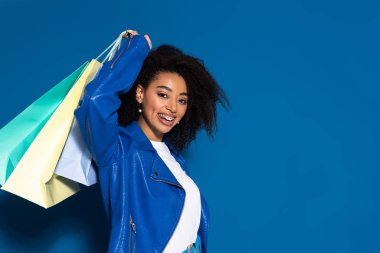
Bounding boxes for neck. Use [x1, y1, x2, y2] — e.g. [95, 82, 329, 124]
[137, 116, 164, 142]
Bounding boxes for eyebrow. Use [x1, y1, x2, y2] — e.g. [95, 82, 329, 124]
[156, 85, 188, 96]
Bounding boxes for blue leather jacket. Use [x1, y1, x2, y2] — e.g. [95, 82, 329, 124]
[74, 34, 210, 253]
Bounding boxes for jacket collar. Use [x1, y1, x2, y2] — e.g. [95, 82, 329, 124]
[125, 120, 182, 158]
[125, 120, 186, 188]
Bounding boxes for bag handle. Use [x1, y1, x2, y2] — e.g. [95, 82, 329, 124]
[96, 30, 137, 64]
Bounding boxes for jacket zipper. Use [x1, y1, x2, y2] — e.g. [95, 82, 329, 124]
[151, 177, 185, 252]
[151, 177, 183, 190]
[129, 214, 136, 253]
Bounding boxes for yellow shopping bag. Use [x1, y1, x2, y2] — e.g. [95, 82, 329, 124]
[1, 60, 102, 208]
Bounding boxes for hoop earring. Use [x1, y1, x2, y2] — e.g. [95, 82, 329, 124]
[138, 103, 142, 113]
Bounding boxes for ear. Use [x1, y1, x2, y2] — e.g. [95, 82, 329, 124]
[136, 84, 144, 103]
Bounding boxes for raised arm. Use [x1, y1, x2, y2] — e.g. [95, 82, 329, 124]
[74, 33, 151, 167]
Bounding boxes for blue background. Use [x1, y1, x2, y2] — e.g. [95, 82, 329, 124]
[0, 0, 379, 252]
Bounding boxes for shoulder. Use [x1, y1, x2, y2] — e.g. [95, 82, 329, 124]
[118, 125, 141, 156]
[117, 124, 156, 163]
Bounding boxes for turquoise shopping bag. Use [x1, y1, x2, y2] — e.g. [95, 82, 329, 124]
[0, 62, 89, 186]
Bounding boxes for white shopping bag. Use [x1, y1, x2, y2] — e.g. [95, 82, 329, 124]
[54, 117, 97, 186]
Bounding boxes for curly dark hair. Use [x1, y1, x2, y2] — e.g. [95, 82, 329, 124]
[117, 44, 230, 151]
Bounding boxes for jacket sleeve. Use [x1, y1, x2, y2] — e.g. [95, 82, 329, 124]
[74, 34, 151, 167]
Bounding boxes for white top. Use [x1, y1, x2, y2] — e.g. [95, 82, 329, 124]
[150, 140, 201, 253]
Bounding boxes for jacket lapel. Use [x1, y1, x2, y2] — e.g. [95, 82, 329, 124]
[125, 121, 184, 188]
[150, 152, 183, 188]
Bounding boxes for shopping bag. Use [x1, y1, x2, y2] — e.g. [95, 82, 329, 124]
[1, 60, 102, 208]
[53, 30, 131, 187]
[0, 62, 88, 186]
[54, 117, 97, 186]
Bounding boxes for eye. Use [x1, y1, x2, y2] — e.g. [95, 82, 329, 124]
[157, 93, 168, 98]
[179, 99, 188, 105]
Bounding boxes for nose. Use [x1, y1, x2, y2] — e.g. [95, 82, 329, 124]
[165, 98, 177, 113]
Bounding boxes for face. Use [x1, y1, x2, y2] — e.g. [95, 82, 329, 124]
[136, 71, 188, 142]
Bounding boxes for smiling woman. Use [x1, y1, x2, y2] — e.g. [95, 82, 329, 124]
[75, 30, 230, 253]
[135, 71, 189, 141]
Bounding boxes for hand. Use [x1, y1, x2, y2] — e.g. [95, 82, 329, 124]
[123, 29, 152, 50]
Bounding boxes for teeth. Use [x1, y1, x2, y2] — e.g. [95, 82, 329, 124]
[159, 113, 174, 121]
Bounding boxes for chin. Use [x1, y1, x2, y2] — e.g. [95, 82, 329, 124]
[157, 124, 174, 134]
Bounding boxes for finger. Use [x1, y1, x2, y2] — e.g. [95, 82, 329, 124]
[144, 34, 152, 50]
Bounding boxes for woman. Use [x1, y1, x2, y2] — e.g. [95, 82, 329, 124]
[74, 30, 229, 253]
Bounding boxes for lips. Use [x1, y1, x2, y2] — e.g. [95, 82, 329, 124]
[157, 113, 176, 126]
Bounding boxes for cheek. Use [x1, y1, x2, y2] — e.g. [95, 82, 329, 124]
[145, 97, 165, 115]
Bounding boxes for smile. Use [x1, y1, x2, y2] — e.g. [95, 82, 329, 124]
[158, 113, 175, 121]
